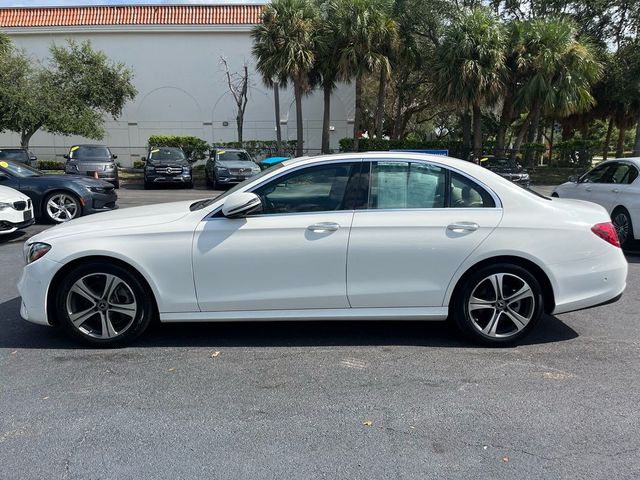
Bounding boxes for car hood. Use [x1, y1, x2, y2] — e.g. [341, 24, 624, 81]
[0, 184, 29, 202]
[216, 161, 258, 169]
[30, 200, 197, 242]
[38, 174, 114, 188]
[488, 165, 523, 174]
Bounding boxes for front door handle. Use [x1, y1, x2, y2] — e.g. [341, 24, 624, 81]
[585, 187, 592, 192]
[307, 222, 339, 232]
[447, 222, 479, 233]
[612, 188, 620, 193]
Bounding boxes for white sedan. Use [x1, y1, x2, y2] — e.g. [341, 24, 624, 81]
[0, 184, 34, 235]
[18, 153, 627, 347]
[552, 158, 640, 248]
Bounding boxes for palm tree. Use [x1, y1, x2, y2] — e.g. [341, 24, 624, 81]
[431, 8, 506, 159]
[509, 18, 602, 161]
[329, 0, 397, 151]
[252, 0, 318, 157]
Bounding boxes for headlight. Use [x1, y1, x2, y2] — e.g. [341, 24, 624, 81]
[521, 173, 530, 180]
[25, 242, 51, 264]
[216, 167, 229, 175]
[88, 186, 109, 194]
[104, 164, 115, 170]
[0, 202, 11, 211]
[146, 166, 156, 172]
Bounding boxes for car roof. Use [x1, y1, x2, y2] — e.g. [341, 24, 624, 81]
[71, 144, 108, 148]
[213, 148, 246, 152]
[600, 157, 640, 167]
[0, 147, 27, 151]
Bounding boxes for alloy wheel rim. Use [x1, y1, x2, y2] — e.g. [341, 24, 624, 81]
[613, 213, 629, 244]
[467, 273, 535, 338]
[65, 273, 138, 339]
[47, 194, 78, 222]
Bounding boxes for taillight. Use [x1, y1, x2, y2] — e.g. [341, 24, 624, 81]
[591, 222, 620, 248]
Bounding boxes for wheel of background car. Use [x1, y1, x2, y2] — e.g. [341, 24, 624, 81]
[143, 180, 152, 190]
[205, 171, 213, 188]
[55, 261, 154, 347]
[551, 192, 559, 198]
[185, 181, 193, 189]
[612, 208, 633, 249]
[112, 180, 120, 189]
[43, 191, 81, 223]
[451, 263, 543, 346]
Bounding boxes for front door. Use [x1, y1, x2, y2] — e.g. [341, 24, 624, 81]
[192, 161, 361, 311]
[347, 160, 503, 308]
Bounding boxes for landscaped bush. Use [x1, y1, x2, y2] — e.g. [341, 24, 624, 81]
[147, 135, 210, 161]
[36, 160, 65, 170]
[339, 138, 468, 159]
[552, 139, 601, 167]
[132, 160, 145, 169]
[212, 140, 298, 159]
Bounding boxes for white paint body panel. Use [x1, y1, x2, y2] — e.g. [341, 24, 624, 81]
[0, 185, 33, 234]
[18, 152, 627, 328]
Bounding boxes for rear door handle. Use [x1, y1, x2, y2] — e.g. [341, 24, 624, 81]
[307, 222, 339, 232]
[447, 222, 479, 233]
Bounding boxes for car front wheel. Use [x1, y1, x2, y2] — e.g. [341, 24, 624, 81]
[43, 191, 81, 223]
[451, 263, 543, 346]
[55, 262, 154, 347]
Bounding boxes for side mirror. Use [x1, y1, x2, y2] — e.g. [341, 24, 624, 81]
[112, 154, 118, 160]
[222, 192, 262, 218]
[141, 157, 147, 162]
[568, 175, 578, 183]
[30, 155, 37, 162]
[63, 154, 69, 160]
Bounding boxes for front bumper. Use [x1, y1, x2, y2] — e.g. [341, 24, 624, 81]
[17, 257, 62, 326]
[81, 191, 118, 215]
[145, 173, 192, 184]
[0, 207, 34, 233]
[216, 174, 255, 185]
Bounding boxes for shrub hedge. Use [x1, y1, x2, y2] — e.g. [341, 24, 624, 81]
[36, 160, 65, 170]
[147, 135, 210, 161]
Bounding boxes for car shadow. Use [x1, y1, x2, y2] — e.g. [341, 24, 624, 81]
[0, 230, 26, 244]
[0, 296, 579, 350]
[120, 182, 212, 191]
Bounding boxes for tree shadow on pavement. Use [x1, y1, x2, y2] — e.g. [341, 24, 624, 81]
[0, 296, 578, 350]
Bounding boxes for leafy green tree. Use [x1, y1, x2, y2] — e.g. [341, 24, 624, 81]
[432, 7, 506, 158]
[329, 0, 397, 151]
[252, 0, 319, 157]
[0, 40, 136, 149]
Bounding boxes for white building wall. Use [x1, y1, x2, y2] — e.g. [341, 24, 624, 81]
[2, 26, 355, 165]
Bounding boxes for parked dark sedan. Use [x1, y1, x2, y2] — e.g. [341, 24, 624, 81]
[480, 156, 531, 187]
[0, 160, 117, 223]
[205, 148, 261, 189]
[143, 147, 193, 189]
[0, 147, 37, 166]
[64, 144, 119, 188]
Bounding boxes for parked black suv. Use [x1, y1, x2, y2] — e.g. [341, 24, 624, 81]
[205, 148, 261, 189]
[0, 148, 37, 166]
[64, 144, 119, 188]
[143, 147, 193, 189]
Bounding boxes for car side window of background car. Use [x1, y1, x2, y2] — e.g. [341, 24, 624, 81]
[581, 163, 617, 183]
[610, 163, 638, 184]
[368, 161, 445, 209]
[252, 162, 358, 214]
[449, 171, 496, 208]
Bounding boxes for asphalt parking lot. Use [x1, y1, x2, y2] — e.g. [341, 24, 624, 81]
[1, 184, 639, 480]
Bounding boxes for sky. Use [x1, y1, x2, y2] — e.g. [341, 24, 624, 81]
[0, 0, 268, 6]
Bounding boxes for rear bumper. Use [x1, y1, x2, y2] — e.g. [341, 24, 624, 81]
[550, 248, 627, 315]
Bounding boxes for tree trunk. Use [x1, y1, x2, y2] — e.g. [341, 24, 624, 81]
[274, 82, 282, 156]
[633, 112, 640, 157]
[511, 105, 539, 162]
[603, 117, 614, 161]
[294, 81, 304, 157]
[472, 103, 482, 160]
[321, 83, 331, 154]
[461, 111, 472, 159]
[494, 96, 514, 157]
[391, 89, 404, 140]
[524, 107, 541, 165]
[353, 73, 363, 152]
[236, 113, 243, 143]
[548, 119, 555, 164]
[21, 130, 36, 150]
[374, 68, 387, 138]
[615, 126, 626, 158]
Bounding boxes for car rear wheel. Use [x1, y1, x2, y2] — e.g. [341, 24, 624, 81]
[43, 191, 81, 223]
[451, 263, 543, 346]
[112, 180, 120, 189]
[612, 208, 634, 249]
[55, 262, 154, 347]
[205, 171, 213, 188]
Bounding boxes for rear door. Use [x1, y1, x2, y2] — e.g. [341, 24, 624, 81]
[346, 160, 503, 308]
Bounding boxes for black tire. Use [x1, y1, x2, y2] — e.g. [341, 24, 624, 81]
[551, 192, 559, 198]
[451, 263, 544, 346]
[185, 181, 194, 189]
[112, 180, 120, 189]
[143, 180, 152, 190]
[55, 261, 155, 347]
[612, 207, 634, 249]
[212, 175, 220, 190]
[42, 191, 82, 223]
[205, 171, 213, 188]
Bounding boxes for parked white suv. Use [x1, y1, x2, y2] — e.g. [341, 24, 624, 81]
[0, 184, 34, 235]
[552, 158, 640, 248]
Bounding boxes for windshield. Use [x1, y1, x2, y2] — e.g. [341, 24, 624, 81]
[0, 160, 42, 178]
[190, 163, 286, 211]
[217, 150, 252, 162]
[485, 158, 516, 168]
[69, 146, 111, 159]
[148, 147, 186, 162]
[0, 150, 29, 162]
